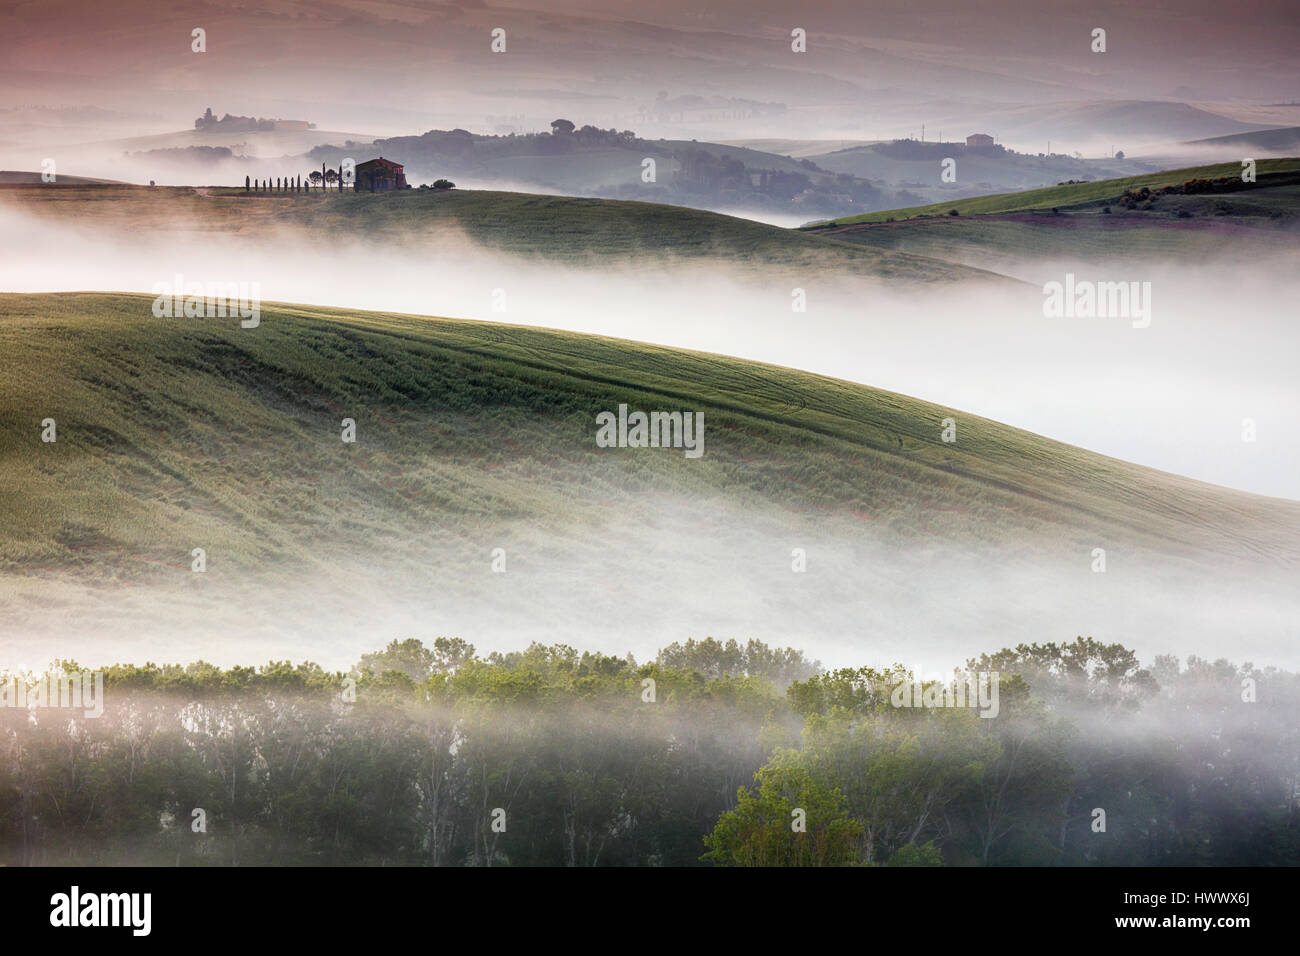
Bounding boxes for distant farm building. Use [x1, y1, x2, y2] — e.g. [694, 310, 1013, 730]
[966, 133, 995, 147]
[355, 157, 408, 191]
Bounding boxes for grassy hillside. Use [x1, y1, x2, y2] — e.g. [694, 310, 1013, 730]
[1182, 126, 1300, 151]
[3, 291, 1297, 669]
[803, 161, 1300, 268]
[2, 292, 1295, 583]
[0, 183, 1000, 282]
[803, 211, 1300, 271]
[808, 159, 1300, 226]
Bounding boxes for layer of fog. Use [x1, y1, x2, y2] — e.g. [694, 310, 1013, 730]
[3, 486, 1297, 678]
[1, 205, 1297, 674]
[1, 205, 1296, 501]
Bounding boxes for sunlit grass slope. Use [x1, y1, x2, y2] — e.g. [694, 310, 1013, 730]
[1, 292, 1296, 587]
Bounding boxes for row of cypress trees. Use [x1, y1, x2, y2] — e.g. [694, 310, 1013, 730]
[243, 166, 351, 193]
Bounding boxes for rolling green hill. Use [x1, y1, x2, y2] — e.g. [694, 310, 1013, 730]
[3, 292, 1296, 581]
[807, 159, 1300, 226]
[1181, 126, 1300, 152]
[802, 160, 1300, 269]
[3, 291, 1296, 668]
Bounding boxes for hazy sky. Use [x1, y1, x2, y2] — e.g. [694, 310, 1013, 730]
[2, 0, 1298, 149]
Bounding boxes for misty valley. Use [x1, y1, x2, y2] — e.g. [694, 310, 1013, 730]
[0, 2, 1297, 920]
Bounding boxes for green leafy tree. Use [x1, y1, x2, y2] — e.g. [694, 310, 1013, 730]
[357, 639, 436, 682]
[703, 760, 861, 866]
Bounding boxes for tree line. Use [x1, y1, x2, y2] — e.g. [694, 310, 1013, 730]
[0, 636, 1294, 866]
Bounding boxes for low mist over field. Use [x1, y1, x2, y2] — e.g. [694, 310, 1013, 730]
[1, 197, 1296, 500]
[2, 280, 1297, 676]
[4, 484, 1296, 677]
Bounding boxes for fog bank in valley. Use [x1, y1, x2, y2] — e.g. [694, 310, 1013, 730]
[1, 205, 1296, 674]
[2, 205, 1296, 499]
